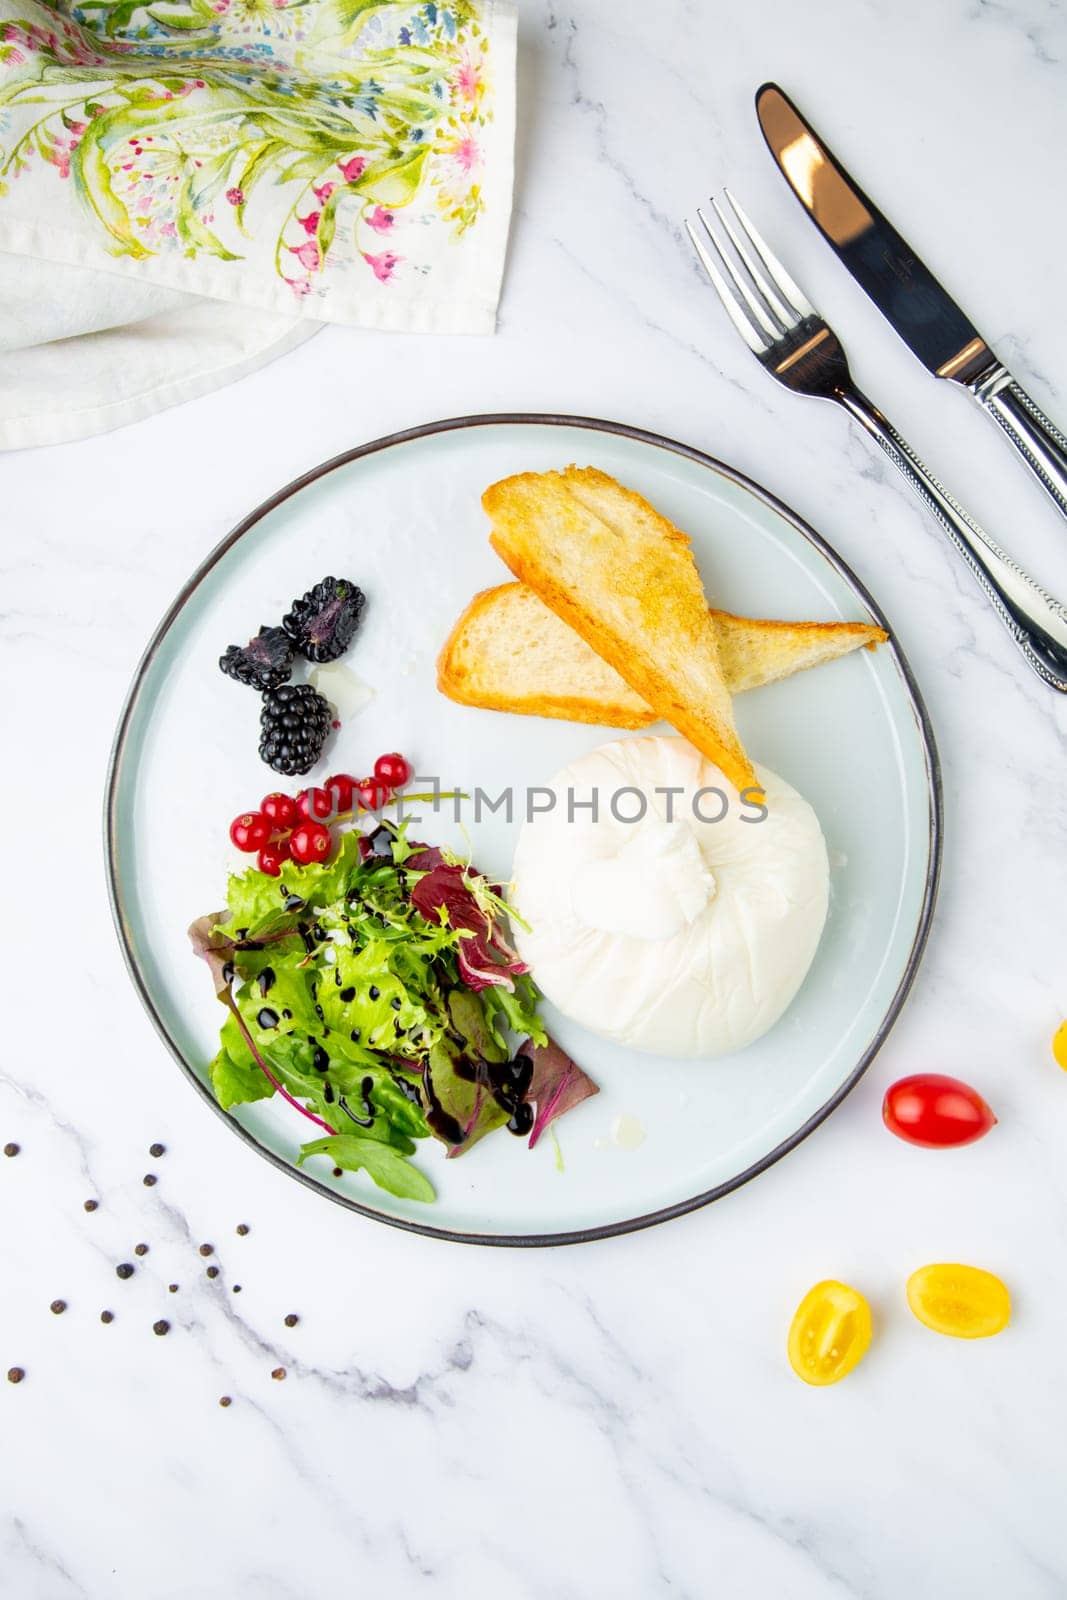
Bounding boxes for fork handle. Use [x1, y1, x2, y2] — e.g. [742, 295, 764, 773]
[836, 386, 1067, 692]
[965, 364, 1067, 524]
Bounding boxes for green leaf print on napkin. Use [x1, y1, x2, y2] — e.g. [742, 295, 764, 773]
[0, 0, 495, 295]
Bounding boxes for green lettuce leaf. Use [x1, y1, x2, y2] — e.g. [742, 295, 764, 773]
[318, 936, 431, 1059]
[481, 975, 549, 1051]
[209, 1014, 275, 1112]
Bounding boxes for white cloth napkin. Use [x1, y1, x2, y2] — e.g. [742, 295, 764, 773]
[0, 0, 516, 446]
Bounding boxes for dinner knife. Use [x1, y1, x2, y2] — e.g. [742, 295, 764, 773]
[755, 83, 1067, 523]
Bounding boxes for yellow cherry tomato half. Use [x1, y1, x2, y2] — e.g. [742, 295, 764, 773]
[906, 1263, 1011, 1339]
[1052, 1020, 1067, 1071]
[787, 1280, 872, 1386]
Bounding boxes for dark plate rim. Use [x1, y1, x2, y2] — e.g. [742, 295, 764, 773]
[104, 412, 942, 1248]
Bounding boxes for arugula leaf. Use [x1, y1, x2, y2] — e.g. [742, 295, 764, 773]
[369, 1070, 430, 1143]
[297, 1135, 435, 1203]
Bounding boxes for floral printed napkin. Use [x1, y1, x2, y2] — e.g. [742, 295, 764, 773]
[0, 0, 515, 444]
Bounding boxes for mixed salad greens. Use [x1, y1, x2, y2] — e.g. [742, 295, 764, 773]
[190, 821, 597, 1202]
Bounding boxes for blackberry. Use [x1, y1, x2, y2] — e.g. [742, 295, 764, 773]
[259, 684, 332, 776]
[282, 577, 365, 663]
[220, 627, 294, 691]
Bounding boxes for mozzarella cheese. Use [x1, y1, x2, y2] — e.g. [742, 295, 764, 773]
[510, 736, 829, 1058]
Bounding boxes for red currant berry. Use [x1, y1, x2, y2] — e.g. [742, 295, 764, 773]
[230, 811, 271, 853]
[373, 752, 412, 788]
[261, 792, 299, 832]
[289, 820, 332, 865]
[325, 773, 356, 813]
[257, 840, 290, 877]
[296, 786, 334, 822]
[356, 777, 392, 812]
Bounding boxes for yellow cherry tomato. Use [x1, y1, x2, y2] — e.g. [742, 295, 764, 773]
[1053, 1020, 1067, 1071]
[906, 1263, 1011, 1339]
[787, 1280, 872, 1386]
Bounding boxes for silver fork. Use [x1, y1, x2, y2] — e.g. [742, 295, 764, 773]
[687, 191, 1067, 692]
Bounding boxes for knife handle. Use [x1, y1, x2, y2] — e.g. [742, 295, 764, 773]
[968, 364, 1067, 523]
[836, 386, 1067, 691]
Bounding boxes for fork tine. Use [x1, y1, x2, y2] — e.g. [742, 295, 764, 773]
[686, 212, 774, 356]
[709, 194, 795, 330]
[721, 188, 816, 320]
[695, 206, 782, 344]
[685, 217, 768, 355]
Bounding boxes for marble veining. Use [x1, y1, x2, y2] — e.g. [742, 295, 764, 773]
[4, 1, 1067, 1595]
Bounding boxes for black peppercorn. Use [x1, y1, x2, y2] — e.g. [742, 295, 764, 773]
[50, 1299, 67, 1315]
[83, 1199, 99, 1213]
[271, 1367, 286, 1381]
[153, 1320, 170, 1337]
[232, 1285, 242, 1294]
[134, 1243, 149, 1257]
[199, 1243, 214, 1257]
[3, 1142, 19, 1157]
[149, 1143, 165, 1158]
[236, 1224, 250, 1236]
[206, 1266, 219, 1280]
[219, 1395, 232, 1408]
[332, 1166, 344, 1177]
[7, 1367, 24, 1384]
[143, 1174, 157, 1187]
[168, 1283, 179, 1294]
[284, 1313, 299, 1328]
[116, 1263, 134, 1280]
[100, 1311, 114, 1325]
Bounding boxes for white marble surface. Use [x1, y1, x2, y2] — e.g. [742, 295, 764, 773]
[5, 1, 1067, 1594]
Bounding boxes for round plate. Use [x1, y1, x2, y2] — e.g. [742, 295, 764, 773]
[106, 415, 941, 1246]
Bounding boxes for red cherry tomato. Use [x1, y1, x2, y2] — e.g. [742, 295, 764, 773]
[229, 811, 271, 853]
[882, 1074, 996, 1148]
[356, 776, 392, 812]
[289, 820, 332, 865]
[295, 786, 334, 822]
[325, 773, 357, 813]
[261, 792, 299, 832]
[373, 751, 412, 788]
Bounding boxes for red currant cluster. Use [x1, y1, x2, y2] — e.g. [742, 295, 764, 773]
[228, 752, 413, 875]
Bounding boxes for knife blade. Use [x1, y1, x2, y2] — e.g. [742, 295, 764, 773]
[755, 82, 1067, 523]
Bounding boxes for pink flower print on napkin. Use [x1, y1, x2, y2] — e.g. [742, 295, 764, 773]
[454, 52, 482, 105]
[43, 142, 72, 180]
[361, 249, 401, 283]
[337, 155, 366, 185]
[365, 205, 395, 234]
[449, 134, 480, 174]
[289, 239, 320, 272]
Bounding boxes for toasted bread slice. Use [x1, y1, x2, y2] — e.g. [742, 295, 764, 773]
[483, 467, 757, 791]
[438, 582, 887, 726]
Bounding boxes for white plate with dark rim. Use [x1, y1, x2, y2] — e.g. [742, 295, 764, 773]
[106, 414, 941, 1246]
